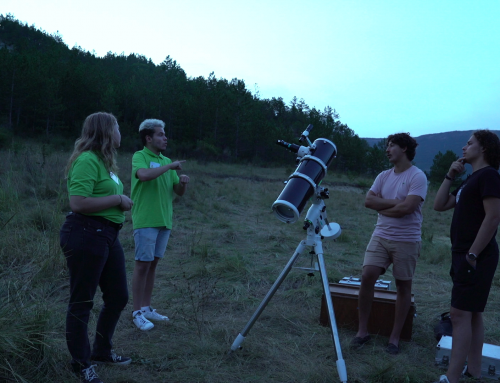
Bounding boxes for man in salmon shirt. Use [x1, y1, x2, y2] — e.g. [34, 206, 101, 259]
[350, 133, 427, 355]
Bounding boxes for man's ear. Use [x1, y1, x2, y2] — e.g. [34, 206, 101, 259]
[145, 135, 152, 143]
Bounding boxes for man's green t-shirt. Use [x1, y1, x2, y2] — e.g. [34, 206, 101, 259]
[67, 151, 125, 224]
[131, 147, 179, 230]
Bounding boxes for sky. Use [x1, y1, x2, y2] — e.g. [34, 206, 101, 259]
[1, 0, 499, 138]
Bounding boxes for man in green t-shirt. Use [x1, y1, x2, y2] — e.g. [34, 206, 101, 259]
[130, 119, 189, 331]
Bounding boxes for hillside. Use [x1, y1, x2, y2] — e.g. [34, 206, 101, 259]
[364, 130, 500, 171]
[0, 14, 371, 173]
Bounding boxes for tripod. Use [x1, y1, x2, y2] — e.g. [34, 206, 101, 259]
[230, 195, 348, 383]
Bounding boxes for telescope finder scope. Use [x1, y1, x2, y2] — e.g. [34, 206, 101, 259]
[299, 124, 313, 142]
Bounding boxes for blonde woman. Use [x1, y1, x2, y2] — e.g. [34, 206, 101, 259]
[60, 112, 133, 383]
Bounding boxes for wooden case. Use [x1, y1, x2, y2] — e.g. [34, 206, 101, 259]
[319, 283, 415, 341]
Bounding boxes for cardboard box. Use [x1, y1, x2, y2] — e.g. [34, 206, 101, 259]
[319, 283, 415, 341]
[436, 335, 500, 380]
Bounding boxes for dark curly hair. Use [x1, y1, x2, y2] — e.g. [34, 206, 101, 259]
[386, 132, 418, 161]
[473, 130, 500, 170]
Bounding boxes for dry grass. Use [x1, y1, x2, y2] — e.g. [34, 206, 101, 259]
[1, 144, 500, 382]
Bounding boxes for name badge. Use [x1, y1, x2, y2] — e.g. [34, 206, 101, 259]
[150, 162, 160, 168]
[110, 172, 120, 184]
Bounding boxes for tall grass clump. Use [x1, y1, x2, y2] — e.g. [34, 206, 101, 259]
[0, 145, 71, 382]
[0, 284, 60, 382]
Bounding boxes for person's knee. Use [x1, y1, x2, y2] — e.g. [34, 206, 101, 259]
[395, 279, 412, 294]
[471, 312, 482, 323]
[150, 258, 160, 270]
[361, 266, 383, 285]
[450, 308, 471, 324]
[68, 299, 94, 315]
[118, 291, 129, 309]
[106, 290, 129, 310]
[134, 261, 152, 275]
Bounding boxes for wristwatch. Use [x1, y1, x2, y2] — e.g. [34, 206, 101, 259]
[467, 252, 478, 261]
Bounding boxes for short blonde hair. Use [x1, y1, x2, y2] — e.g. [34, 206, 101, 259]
[139, 119, 165, 131]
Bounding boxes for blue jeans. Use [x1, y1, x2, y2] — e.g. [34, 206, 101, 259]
[60, 213, 129, 371]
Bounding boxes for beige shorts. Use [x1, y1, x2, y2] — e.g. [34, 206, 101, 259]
[363, 236, 421, 281]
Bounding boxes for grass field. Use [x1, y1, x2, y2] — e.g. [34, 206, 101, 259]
[1, 144, 500, 383]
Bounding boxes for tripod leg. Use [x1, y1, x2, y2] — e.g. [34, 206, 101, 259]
[230, 241, 307, 352]
[317, 250, 348, 383]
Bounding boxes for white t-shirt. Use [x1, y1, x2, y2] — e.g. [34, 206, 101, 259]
[370, 165, 428, 241]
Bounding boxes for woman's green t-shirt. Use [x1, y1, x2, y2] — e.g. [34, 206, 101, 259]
[67, 151, 124, 223]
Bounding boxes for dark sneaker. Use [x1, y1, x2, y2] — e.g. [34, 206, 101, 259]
[350, 335, 371, 349]
[80, 365, 103, 383]
[385, 343, 400, 355]
[462, 366, 484, 382]
[91, 350, 131, 365]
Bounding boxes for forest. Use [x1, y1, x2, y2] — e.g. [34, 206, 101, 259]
[0, 14, 392, 175]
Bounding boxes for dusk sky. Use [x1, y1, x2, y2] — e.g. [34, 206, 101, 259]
[2, 0, 499, 138]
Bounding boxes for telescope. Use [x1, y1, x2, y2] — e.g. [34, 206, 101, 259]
[272, 124, 338, 223]
[230, 124, 347, 382]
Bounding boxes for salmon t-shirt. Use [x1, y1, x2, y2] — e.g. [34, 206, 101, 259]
[370, 166, 428, 242]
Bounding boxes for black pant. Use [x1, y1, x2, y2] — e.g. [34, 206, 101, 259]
[60, 213, 129, 371]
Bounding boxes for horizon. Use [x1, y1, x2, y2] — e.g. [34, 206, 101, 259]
[362, 129, 500, 140]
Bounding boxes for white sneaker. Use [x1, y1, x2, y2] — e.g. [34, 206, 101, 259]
[437, 375, 450, 383]
[133, 311, 154, 331]
[142, 307, 169, 322]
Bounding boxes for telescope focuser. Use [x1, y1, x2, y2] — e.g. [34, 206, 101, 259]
[320, 188, 330, 199]
[276, 140, 301, 153]
[276, 140, 310, 159]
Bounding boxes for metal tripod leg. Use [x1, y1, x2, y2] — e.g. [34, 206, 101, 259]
[316, 245, 348, 383]
[230, 240, 308, 351]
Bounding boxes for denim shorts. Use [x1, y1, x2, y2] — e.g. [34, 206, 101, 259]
[133, 227, 171, 261]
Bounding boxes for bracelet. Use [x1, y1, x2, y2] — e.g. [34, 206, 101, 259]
[444, 174, 455, 181]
